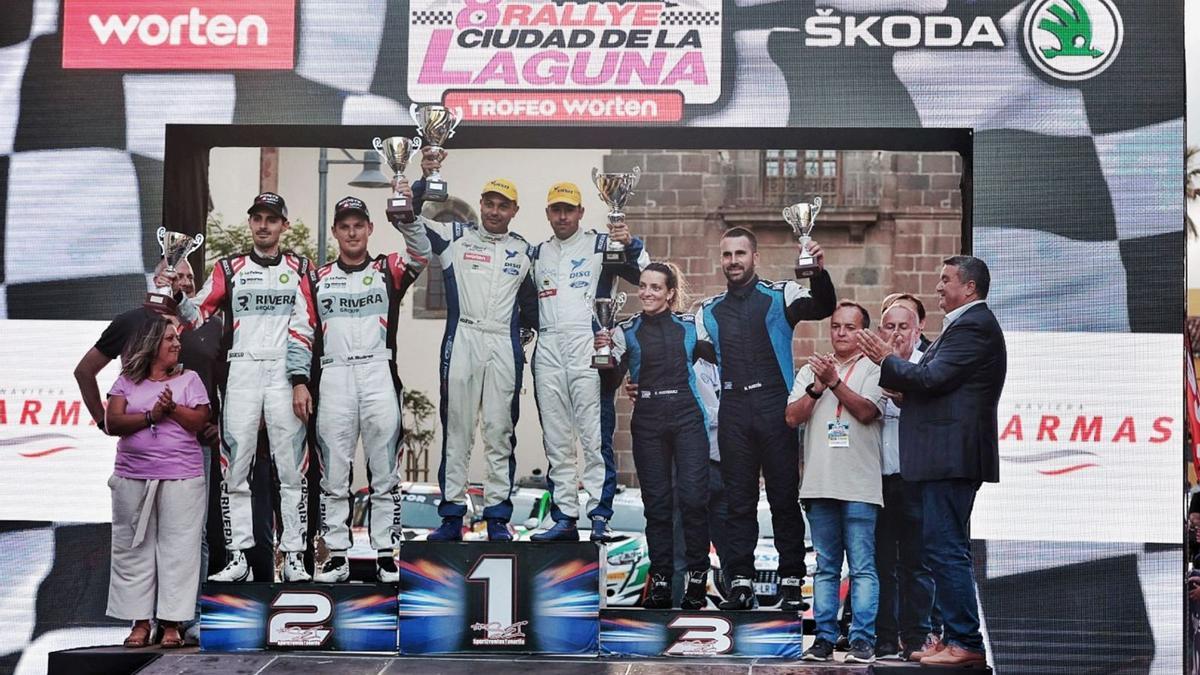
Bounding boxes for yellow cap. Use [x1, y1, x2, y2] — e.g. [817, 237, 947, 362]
[480, 178, 518, 203]
[547, 182, 582, 206]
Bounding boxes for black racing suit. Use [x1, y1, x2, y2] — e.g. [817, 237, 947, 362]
[611, 310, 712, 575]
[695, 272, 836, 581]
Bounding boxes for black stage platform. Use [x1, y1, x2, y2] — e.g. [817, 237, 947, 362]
[49, 645, 991, 674]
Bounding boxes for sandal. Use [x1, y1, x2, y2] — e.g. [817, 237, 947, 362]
[158, 621, 185, 649]
[123, 620, 152, 648]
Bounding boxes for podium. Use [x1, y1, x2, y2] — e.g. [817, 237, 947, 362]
[200, 582, 398, 652]
[600, 608, 804, 658]
[398, 540, 601, 655]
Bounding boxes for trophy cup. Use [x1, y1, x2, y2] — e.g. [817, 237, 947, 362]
[372, 136, 423, 223]
[782, 197, 822, 279]
[591, 292, 628, 369]
[410, 104, 462, 202]
[146, 227, 205, 312]
[591, 166, 640, 269]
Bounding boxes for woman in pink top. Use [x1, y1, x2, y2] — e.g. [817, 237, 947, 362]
[105, 317, 209, 649]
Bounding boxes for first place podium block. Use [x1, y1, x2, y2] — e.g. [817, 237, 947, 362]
[601, 608, 804, 659]
[399, 540, 601, 656]
[200, 582, 398, 652]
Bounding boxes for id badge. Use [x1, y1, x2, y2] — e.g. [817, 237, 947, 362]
[827, 420, 850, 448]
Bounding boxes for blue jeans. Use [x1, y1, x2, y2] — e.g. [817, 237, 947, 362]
[921, 479, 983, 652]
[806, 499, 879, 645]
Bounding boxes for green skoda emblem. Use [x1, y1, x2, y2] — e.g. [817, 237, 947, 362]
[279, 273, 290, 283]
[1023, 0, 1122, 82]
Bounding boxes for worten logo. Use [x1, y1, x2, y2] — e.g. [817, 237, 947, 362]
[1023, 0, 1123, 81]
[63, 0, 295, 70]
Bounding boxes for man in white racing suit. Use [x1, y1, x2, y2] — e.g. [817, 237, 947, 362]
[307, 189, 431, 583]
[414, 151, 539, 542]
[529, 182, 648, 542]
[169, 192, 318, 583]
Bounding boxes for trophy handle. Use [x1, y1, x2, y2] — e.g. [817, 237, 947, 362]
[408, 103, 422, 129]
[408, 136, 423, 162]
[811, 196, 822, 219]
[591, 167, 602, 188]
[372, 136, 387, 160]
[189, 233, 205, 255]
[156, 226, 168, 253]
[613, 291, 628, 315]
[446, 107, 464, 138]
[629, 166, 641, 189]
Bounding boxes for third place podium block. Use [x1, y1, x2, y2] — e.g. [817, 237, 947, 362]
[600, 608, 804, 658]
[398, 540, 601, 656]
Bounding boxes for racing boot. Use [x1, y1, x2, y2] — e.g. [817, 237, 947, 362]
[642, 572, 673, 609]
[427, 517, 463, 542]
[680, 570, 709, 610]
[283, 552, 312, 582]
[530, 519, 578, 542]
[589, 518, 613, 543]
[718, 576, 759, 610]
[314, 555, 349, 583]
[207, 550, 253, 582]
[486, 519, 512, 541]
[779, 576, 809, 611]
[376, 553, 399, 583]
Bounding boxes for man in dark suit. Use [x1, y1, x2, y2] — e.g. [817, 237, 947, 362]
[858, 255, 1006, 668]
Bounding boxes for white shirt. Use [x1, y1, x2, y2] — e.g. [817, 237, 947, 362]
[942, 299, 985, 329]
[881, 346, 923, 476]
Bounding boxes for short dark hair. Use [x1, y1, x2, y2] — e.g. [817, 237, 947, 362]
[721, 226, 758, 252]
[834, 300, 870, 329]
[942, 255, 990, 299]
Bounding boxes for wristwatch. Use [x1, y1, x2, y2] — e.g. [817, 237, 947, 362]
[805, 383, 822, 399]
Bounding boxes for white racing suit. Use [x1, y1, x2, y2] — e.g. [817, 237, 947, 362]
[531, 229, 647, 523]
[419, 198, 538, 523]
[179, 251, 317, 553]
[308, 218, 431, 553]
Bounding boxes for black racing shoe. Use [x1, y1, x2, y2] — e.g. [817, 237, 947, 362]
[802, 637, 835, 661]
[642, 572, 673, 609]
[718, 576, 759, 610]
[680, 570, 708, 610]
[876, 640, 902, 660]
[845, 639, 876, 664]
[778, 576, 809, 611]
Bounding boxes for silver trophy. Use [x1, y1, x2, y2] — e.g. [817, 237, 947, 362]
[591, 166, 640, 269]
[782, 197, 822, 279]
[411, 104, 462, 202]
[373, 136, 423, 223]
[591, 292, 628, 369]
[146, 227, 204, 312]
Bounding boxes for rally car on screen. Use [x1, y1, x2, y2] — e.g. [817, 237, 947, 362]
[600, 488, 652, 607]
[345, 482, 484, 579]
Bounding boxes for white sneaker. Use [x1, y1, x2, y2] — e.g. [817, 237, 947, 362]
[282, 551, 312, 582]
[207, 550, 253, 582]
[377, 554, 399, 583]
[314, 555, 349, 583]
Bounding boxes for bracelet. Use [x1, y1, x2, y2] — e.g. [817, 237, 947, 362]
[805, 383, 822, 400]
[830, 379, 843, 391]
[144, 411, 158, 438]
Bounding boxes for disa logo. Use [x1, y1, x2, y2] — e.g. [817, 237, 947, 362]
[62, 0, 295, 70]
[1023, 0, 1123, 81]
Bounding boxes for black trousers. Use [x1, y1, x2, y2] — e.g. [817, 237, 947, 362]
[631, 396, 711, 575]
[718, 387, 806, 579]
[876, 473, 933, 646]
[673, 460, 729, 603]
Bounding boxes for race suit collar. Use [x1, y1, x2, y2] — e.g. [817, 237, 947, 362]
[250, 249, 283, 267]
[336, 255, 372, 273]
[727, 274, 760, 296]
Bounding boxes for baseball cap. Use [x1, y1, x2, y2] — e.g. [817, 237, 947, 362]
[480, 178, 518, 203]
[334, 196, 370, 221]
[547, 182, 582, 206]
[248, 192, 288, 219]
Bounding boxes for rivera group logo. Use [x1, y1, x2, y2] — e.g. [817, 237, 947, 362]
[1022, 0, 1123, 81]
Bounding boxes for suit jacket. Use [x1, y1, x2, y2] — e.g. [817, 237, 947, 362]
[879, 302, 1007, 483]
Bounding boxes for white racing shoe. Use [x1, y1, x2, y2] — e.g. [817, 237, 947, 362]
[207, 550, 253, 582]
[314, 555, 349, 583]
[282, 551, 312, 582]
[377, 553, 399, 583]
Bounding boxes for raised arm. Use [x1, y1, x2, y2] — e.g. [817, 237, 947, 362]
[783, 270, 837, 326]
[177, 260, 231, 330]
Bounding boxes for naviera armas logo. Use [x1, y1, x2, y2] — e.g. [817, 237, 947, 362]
[1023, 0, 1123, 81]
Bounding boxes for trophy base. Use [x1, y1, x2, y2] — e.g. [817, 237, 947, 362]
[424, 180, 449, 202]
[386, 197, 415, 224]
[144, 291, 178, 314]
[601, 249, 628, 269]
[591, 353, 617, 370]
[794, 259, 820, 279]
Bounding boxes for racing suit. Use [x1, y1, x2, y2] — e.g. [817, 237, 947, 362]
[695, 272, 836, 580]
[178, 251, 317, 553]
[308, 218, 431, 553]
[610, 310, 711, 575]
[531, 228, 646, 523]
[416, 183, 539, 522]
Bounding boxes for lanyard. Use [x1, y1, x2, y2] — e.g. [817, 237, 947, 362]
[833, 355, 862, 420]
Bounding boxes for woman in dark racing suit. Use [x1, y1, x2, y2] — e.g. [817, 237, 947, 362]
[595, 262, 715, 609]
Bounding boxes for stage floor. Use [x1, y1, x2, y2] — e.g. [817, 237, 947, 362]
[50, 645, 934, 674]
